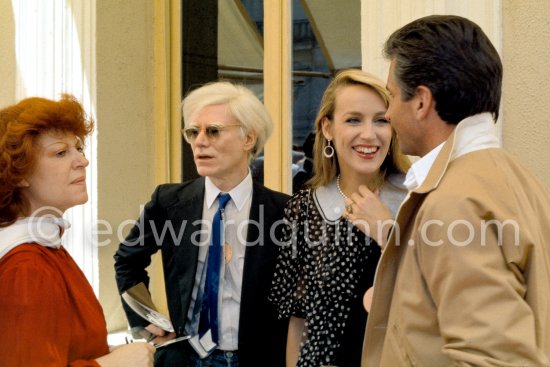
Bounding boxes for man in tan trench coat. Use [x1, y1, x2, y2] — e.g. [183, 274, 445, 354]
[348, 15, 550, 366]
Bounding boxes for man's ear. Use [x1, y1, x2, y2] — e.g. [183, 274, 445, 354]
[415, 85, 433, 120]
[243, 131, 257, 153]
[17, 179, 30, 188]
[321, 117, 332, 141]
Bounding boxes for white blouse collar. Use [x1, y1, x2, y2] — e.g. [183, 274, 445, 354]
[0, 217, 69, 259]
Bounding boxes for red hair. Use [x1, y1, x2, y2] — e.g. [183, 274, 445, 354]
[0, 94, 93, 227]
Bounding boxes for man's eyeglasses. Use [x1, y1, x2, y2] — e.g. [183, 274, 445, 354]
[182, 124, 242, 143]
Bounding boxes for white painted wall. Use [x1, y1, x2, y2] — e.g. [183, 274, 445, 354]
[502, 0, 550, 187]
[95, 1, 157, 331]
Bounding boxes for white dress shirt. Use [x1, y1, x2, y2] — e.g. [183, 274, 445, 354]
[185, 172, 252, 351]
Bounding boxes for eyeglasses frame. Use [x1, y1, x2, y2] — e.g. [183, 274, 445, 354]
[181, 123, 243, 143]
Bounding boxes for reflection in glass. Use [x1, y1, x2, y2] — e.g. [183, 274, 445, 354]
[214, 0, 360, 192]
[290, 0, 360, 192]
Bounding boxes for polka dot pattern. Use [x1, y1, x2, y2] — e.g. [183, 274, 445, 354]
[269, 188, 381, 367]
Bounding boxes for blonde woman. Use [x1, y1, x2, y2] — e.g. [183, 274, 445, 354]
[269, 69, 410, 367]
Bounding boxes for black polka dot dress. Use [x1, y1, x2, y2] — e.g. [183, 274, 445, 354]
[269, 184, 382, 367]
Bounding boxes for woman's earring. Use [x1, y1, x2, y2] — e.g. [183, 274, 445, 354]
[17, 180, 30, 188]
[323, 139, 335, 158]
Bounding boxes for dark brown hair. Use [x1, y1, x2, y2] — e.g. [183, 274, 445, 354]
[384, 15, 502, 124]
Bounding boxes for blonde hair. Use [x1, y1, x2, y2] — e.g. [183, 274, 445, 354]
[308, 69, 410, 189]
[181, 81, 272, 160]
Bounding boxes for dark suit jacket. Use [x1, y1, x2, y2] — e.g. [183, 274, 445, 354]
[114, 177, 289, 367]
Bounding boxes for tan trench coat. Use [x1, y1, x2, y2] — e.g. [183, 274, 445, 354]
[362, 129, 550, 366]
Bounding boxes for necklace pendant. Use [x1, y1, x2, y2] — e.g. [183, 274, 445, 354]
[224, 242, 233, 264]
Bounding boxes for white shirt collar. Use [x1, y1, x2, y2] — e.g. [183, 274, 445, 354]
[204, 171, 253, 211]
[404, 143, 444, 190]
[404, 112, 500, 190]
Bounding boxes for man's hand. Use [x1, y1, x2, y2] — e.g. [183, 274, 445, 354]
[144, 324, 176, 345]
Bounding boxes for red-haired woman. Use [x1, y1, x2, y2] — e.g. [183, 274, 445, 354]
[0, 95, 154, 367]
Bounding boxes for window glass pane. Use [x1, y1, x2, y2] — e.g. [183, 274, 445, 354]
[291, 0, 331, 192]
[186, 0, 360, 190]
[219, 0, 266, 183]
[291, 0, 360, 192]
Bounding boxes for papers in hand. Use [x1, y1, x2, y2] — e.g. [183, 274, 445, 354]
[121, 282, 174, 333]
[188, 330, 217, 358]
[154, 335, 191, 349]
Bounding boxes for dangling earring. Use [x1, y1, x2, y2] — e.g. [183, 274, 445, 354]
[323, 139, 334, 158]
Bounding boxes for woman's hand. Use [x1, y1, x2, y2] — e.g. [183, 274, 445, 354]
[363, 287, 374, 312]
[344, 185, 394, 248]
[96, 342, 155, 367]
